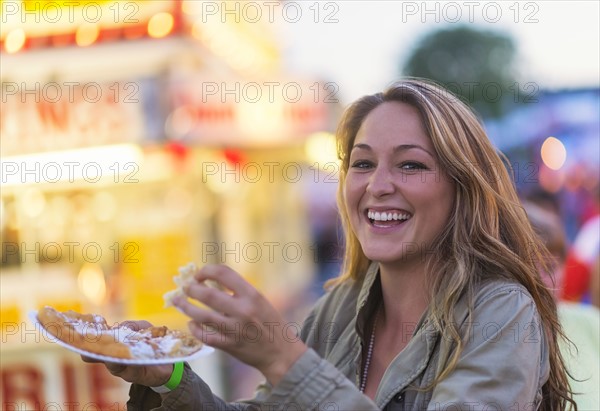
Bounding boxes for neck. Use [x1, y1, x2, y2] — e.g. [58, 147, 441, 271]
[378, 261, 429, 329]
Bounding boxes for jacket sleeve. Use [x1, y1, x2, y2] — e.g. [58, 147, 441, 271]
[426, 285, 550, 411]
[250, 292, 380, 410]
[126, 290, 380, 410]
[127, 352, 379, 411]
[127, 363, 262, 410]
[255, 347, 380, 411]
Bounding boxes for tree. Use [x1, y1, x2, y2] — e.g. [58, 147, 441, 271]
[401, 26, 521, 118]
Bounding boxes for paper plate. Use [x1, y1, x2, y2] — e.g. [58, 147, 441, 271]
[29, 311, 214, 365]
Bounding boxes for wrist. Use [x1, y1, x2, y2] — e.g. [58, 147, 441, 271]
[262, 343, 307, 386]
[150, 362, 184, 394]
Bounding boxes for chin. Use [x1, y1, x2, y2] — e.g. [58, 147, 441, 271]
[364, 244, 430, 266]
[362, 250, 404, 264]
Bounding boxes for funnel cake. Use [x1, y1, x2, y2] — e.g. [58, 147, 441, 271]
[36, 306, 203, 360]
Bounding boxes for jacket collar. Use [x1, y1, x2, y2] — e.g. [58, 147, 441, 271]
[354, 262, 440, 405]
[355, 262, 382, 340]
[375, 316, 438, 406]
[356, 262, 380, 316]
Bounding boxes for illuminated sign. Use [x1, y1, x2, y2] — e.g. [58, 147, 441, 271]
[0, 0, 181, 52]
[1, 79, 146, 156]
[1, 347, 129, 410]
[167, 75, 334, 146]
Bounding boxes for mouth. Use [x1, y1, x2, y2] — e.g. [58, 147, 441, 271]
[366, 209, 412, 228]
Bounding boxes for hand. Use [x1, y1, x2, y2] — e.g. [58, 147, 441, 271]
[173, 264, 307, 386]
[81, 320, 173, 387]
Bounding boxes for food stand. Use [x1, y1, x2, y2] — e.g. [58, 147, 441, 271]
[1, 0, 338, 407]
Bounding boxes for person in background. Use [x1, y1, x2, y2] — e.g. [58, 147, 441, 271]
[523, 200, 600, 410]
[562, 214, 600, 307]
[86, 79, 577, 410]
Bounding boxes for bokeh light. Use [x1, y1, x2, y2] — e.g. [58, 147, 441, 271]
[77, 263, 106, 306]
[75, 24, 100, 47]
[147, 12, 174, 38]
[5, 29, 26, 53]
[541, 137, 567, 170]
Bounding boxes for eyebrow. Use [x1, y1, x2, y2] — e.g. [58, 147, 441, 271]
[351, 143, 434, 158]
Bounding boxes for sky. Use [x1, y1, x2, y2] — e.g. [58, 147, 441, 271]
[276, 1, 600, 103]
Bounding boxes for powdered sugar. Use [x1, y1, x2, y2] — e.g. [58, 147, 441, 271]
[30, 310, 213, 364]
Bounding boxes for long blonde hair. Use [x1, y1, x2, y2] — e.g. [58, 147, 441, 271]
[329, 79, 576, 411]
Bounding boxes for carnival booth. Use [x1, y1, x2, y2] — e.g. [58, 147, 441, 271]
[1, 1, 339, 408]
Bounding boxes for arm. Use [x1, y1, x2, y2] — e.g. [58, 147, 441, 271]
[257, 348, 380, 410]
[127, 351, 380, 411]
[127, 363, 259, 411]
[252, 284, 380, 410]
[172, 264, 380, 411]
[427, 285, 549, 411]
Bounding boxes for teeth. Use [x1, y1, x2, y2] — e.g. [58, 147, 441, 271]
[367, 210, 411, 221]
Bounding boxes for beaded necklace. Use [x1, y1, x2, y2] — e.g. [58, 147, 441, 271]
[359, 306, 381, 393]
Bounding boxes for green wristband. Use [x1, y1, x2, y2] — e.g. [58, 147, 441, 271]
[151, 362, 184, 393]
[165, 361, 184, 391]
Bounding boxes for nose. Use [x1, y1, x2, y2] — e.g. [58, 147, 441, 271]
[366, 165, 395, 197]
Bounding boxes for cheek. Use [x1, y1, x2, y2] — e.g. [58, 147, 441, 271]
[343, 175, 360, 205]
[421, 180, 455, 223]
[408, 176, 452, 200]
[343, 176, 364, 226]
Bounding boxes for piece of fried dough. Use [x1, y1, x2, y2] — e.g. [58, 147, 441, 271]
[37, 306, 203, 359]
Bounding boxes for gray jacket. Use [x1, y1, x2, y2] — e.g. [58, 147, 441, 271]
[127, 263, 549, 410]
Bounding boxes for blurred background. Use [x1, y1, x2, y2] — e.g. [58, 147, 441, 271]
[1, 0, 598, 409]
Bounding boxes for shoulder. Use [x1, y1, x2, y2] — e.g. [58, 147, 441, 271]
[460, 279, 548, 370]
[451, 278, 544, 343]
[453, 278, 549, 366]
[430, 279, 551, 409]
[471, 278, 537, 314]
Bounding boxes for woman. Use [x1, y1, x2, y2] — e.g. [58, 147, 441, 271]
[94, 79, 576, 410]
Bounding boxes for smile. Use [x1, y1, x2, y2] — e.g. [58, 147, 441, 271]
[366, 209, 412, 226]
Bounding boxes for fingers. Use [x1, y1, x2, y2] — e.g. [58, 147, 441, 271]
[195, 264, 256, 298]
[81, 355, 102, 364]
[167, 264, 307, 380]
[187, 320, 237, 347]
[80, 356, 128, 377]
[179, 265, 263, 319]
[80, 358, 172, 387]
[173, 265, 270, 347]
[182, 281, 239, 316]
[105, 362, 128, 376]
[173, 292, 229, 325]
[80, 357, 128, 379]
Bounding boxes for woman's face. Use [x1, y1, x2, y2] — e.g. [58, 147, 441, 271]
[344, 101, 455, 267]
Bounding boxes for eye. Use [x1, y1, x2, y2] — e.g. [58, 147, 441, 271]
[400, 161, 427, 171]
[350, 160, 374, 169]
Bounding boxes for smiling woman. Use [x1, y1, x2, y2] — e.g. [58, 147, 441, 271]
[89, 79, 576, 411]
[330, 78, 577, 409]
[343, 101, 455, 272]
